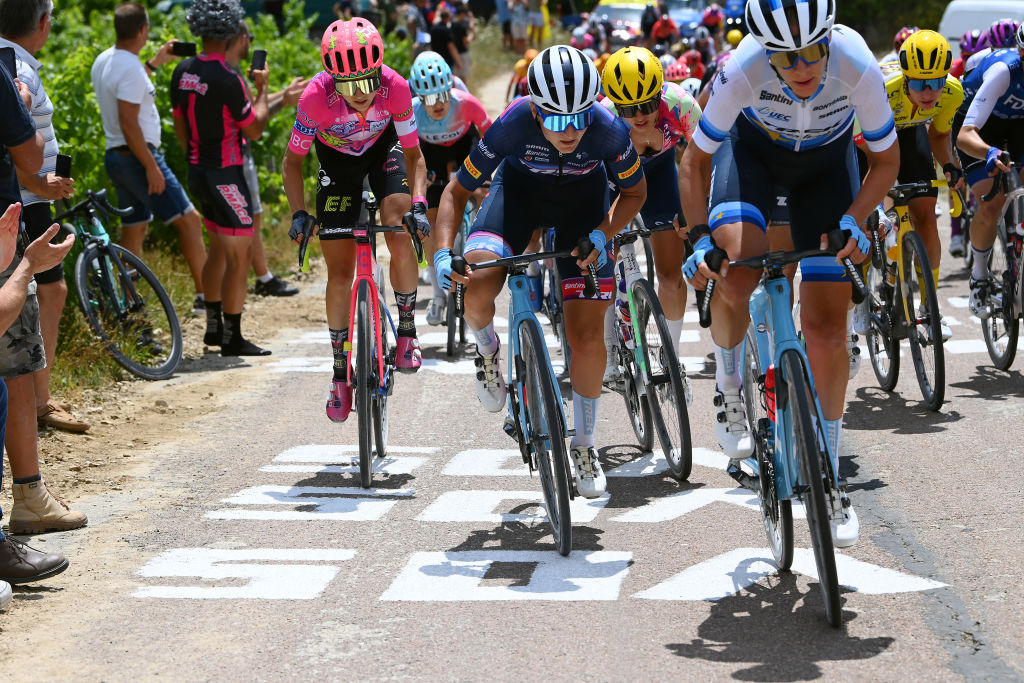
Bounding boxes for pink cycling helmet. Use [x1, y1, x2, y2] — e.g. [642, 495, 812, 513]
[664, 60, 690, 82]
[987, 18, 1021, 48]
[702, 4, 723, 27]
[321, 18, 384, 78]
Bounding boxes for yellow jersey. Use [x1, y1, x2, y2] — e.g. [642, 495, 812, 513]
[880, 61, 964, 133]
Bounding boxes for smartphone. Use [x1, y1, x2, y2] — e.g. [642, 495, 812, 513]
[55, 154, 72, 179]
[0, 47, 16, 77]
[249, 49, 267, 80]
[171, 42, 197, 57]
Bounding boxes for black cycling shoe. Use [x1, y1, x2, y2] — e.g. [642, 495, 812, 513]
[254, 276, 299, 297]
[221, 338, 271, 356]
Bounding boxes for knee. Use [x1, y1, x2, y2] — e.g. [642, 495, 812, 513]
[656, 265, 683, 290]
[801, 312, 847, 349]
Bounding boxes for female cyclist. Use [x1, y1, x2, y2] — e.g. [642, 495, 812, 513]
[282, 18, 431, 423]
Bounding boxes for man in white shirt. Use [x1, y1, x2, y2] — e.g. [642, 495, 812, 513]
[91, 1, 206, 310]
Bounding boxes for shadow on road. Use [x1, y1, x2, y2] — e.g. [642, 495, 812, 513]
[949, 365, 1024, 400]
[844, 386, 962, 434]
[665, 572, 894, 680]
[176, 352, 247, 374]
[599, 443, 705, 512]
[447, 506, 607, 552]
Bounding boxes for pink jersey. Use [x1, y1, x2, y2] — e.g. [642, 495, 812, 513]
[289, 65, 419, 157]
[600, 81, 701, 161]
[412, 88, 491, 147]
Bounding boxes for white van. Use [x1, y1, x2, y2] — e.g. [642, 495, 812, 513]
[939, 0, 1024, 57]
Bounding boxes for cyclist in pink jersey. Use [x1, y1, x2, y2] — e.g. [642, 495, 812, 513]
[282, 19, 430, 423]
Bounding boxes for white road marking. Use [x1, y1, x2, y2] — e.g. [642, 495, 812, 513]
[419, 357, 566, 375]
[609, 487, 806, 522]
[948, 296, 969, 309]
[442, 449, 529, 476]
[633, 547, 946, 600]
[945, 339, 995, 354]
[380, 550, 632, 601]
[417, 331, 559, 347]
[273, 444, 438, 462]
[133, 548, 356, 599]
[679, 356, 707, 373]
[261, 457, 428, 475]
[207, 485, 414, 521]
[605, 447, 730, 478]
[266, 358, 333, 373]
[416, 490, 609, 523]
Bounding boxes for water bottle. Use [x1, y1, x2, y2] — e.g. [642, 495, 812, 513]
[764, 365, 777, 423]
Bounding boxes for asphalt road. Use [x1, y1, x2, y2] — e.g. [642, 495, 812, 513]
[1, 217, 1021, 680]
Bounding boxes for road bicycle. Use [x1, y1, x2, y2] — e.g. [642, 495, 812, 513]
[977, 158, 1024, 369]
[55, 190, 182, 380]
[537, 227, 573, 376]
[298, 193, 423, 489]
[863, 178, 961, 411]
[701, 229, 865, 627]
[606, 221, 692, 480]
[444, 190, 489, 358]
[451, 235, 599, 556]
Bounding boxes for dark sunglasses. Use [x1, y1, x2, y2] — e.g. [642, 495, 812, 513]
[766, 39, 830, 70]
[334, 70, 382, 96]
[615, 94, 662, 118]
[907, 76, 946, 92]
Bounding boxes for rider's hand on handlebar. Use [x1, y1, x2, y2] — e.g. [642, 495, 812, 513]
[435, 248, 471, 287]
[572, 229, 608, 270]
[683, 233, 726, 288]
[409, 201, 431, 238]
[829, 214, 870, 263]
[986, 147, 1011, 176]
[289, 209, 316, 243]
[942, 163, 965, 191]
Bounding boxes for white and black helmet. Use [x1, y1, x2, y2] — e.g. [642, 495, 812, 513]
[527, 45, 600, 115]
[745, 0, 835, 51]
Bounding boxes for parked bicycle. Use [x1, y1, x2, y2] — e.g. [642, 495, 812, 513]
[451, 235, 599, 556]
[606, 221, 692, 480]
[55, 190, 182, 380]
[298, 192, 423, 489]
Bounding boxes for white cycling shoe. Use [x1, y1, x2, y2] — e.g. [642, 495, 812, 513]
[426, 296, 446, 326]
[831, 494, 860, 548]
[570, 445, 606, 499]
[847, 334, 861, 379]
[714, 387, 754, 460]
[474, 344, 507, 413]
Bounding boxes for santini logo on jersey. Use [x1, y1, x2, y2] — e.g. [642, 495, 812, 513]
[759, 90, 793, 105]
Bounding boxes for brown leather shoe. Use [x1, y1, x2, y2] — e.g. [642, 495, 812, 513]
[37, 400, 90, 433]
[0, 536, 69, 584]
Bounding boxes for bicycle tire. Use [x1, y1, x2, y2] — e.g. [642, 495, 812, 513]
[743, 328, 793, 569]
[633, 279, 692, 480]
[781, 350, 841, 627]
[445, 289, 458, 357]
[864, 257, 901, 391]
[620, 341, 654, 452]
[901, 231, 945, 411]
[551, 267, 572, 376]
[983, 223, 1019, 369]
[75, 244, 182, 381]
[354, 280, 374, 488]
[519, 317, 572, 556]
[962, 199, 974, 269]
[373, 294, 391, 459]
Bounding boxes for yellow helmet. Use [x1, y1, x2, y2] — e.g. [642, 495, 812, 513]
[513, 58, 529, 78]
[601, 46, 663, 105]
[726, 29, 743, 47]
[899, 30, 952, 79]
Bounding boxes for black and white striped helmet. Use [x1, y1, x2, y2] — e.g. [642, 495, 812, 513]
[527, 45, 600, 115]
[745, 0, 835, 52]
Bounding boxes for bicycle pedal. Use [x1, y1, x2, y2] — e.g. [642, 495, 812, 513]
[502, 414, 520, 442]
[727, 462, 760, 492]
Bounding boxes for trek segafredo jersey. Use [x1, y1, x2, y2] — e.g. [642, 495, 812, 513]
[692, 26, 896, 153]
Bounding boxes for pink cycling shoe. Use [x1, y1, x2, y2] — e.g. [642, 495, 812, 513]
[396, 335, 422, 373]
[326, 379, 352, 422]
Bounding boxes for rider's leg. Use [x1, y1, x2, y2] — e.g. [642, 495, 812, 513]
[564, 298, 611, 497]
[968, 175, 1001, 278]
[908, 195, 941, 286]
[650, 227, 687, 342]
[461, 252, 506, 351]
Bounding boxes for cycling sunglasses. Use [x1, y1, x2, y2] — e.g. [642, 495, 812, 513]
[334, 70, 382, 96]
[766, 39, 830, 70]
[420, 89, 452, 106]
[616, 94, 662, 118]
[907, 76, 946, 92]
[538, 108, 594, 133]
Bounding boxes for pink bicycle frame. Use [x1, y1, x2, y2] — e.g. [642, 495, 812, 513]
[345, 228, 386, 388]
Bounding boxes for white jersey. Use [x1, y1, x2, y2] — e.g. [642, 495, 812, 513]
[692, 26, 897, 154]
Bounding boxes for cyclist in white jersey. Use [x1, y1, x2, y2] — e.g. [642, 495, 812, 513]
[678, 0, 899, 548]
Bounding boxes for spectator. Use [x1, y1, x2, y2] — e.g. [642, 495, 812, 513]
[333, 0, 354, 20]
[640, 3, 657, 46]
[509, 0, 527, 55]
[430, 8, 462, 72]
[525, 0, 542, 48]
[171, 0, 270, 357]
[406, 0, 431, 56]
[224, 20, 307, 297]
[90, 2, 208, 313]
[451, 3, 473, 82]
[495, 0, 511, 50]
[0, 0, 87, 432]
[0, 49, 86, 543]
[650, 12, 678, 47]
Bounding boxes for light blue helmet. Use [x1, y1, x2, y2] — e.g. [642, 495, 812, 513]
[410, 51, 454, 99]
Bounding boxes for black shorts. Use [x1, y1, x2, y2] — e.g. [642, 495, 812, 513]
[423, 133, 478, 208]
[314, 124, 408, 238]
[502, 20, 511, 35]
[187, 165, 256, 236]
[23, 202, 63, 284]
[896, 126, 938, 197]
[957, 113, 1024, 185]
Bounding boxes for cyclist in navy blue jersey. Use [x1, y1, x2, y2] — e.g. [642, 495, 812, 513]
[432, 45, 647, 499]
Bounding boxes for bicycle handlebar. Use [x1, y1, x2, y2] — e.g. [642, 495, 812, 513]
[982, 153, 1014, 202]
[888, 179, 965, 217]
[296, 217, 424, 273]
[696, 228, 866, 329]
[612, 220, 677, 246]
[53, 189, 133, 223]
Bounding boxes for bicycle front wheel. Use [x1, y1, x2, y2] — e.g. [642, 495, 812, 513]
[780, 350, 841, 627]
[519, 318, 572, 555]
[354, 280, 374, 488]
[633, 279, 692, 481]
[982, 224, 1019, 369]
[901, 231, 945, 411]
[865, 242, 900, 391]
[75, 244, 182, 380]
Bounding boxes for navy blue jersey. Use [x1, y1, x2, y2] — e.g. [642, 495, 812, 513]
[0, 61, 36, 209]
[455, 96, 643, 190]
[962, 49, 1024, 126]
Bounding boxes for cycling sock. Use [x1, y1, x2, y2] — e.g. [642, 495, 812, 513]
[395, 290, 417, 337]
[823, 417, 842, 478]
[570, 391, 599, 449]
[714, 339, 744, 391]
[972, 247, 992, 280]
[330, 327, 349, 380]
[950, 216, 961, 237]
[604, 305, 617, 365]
[665, 317, 684, 351]
[204, 301, 223, 344]
[257, 272, 274, 284]
[470, 323, 499, 356]
[223, 313, 242, 345]
[13, 473, 42, 485]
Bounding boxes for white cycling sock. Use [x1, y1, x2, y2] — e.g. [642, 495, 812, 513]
[972, 247, 992, 281]
[470, 323, 499, 356]
[665, 316, 684, 351]
[257, 272, 274, 283]
[714, 339, 744, 391]
[571, 391, 599, 449]
[823, 417, 842, 478]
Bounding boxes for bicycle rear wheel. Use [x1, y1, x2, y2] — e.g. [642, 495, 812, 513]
[865, 253, 901, 391]
[780, 350, 841, 627]
[983, 224, 1019, 369]
[354, 280, 374, 488]
[445, 289, 458, 357]
[519, 318, 572, 555]
[75, 244, 182, 380]
[633, 280, 692, 481]
[743, 328, 793, 569]
[901, 231, 945, 410]
[620, 342, 655, 452]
